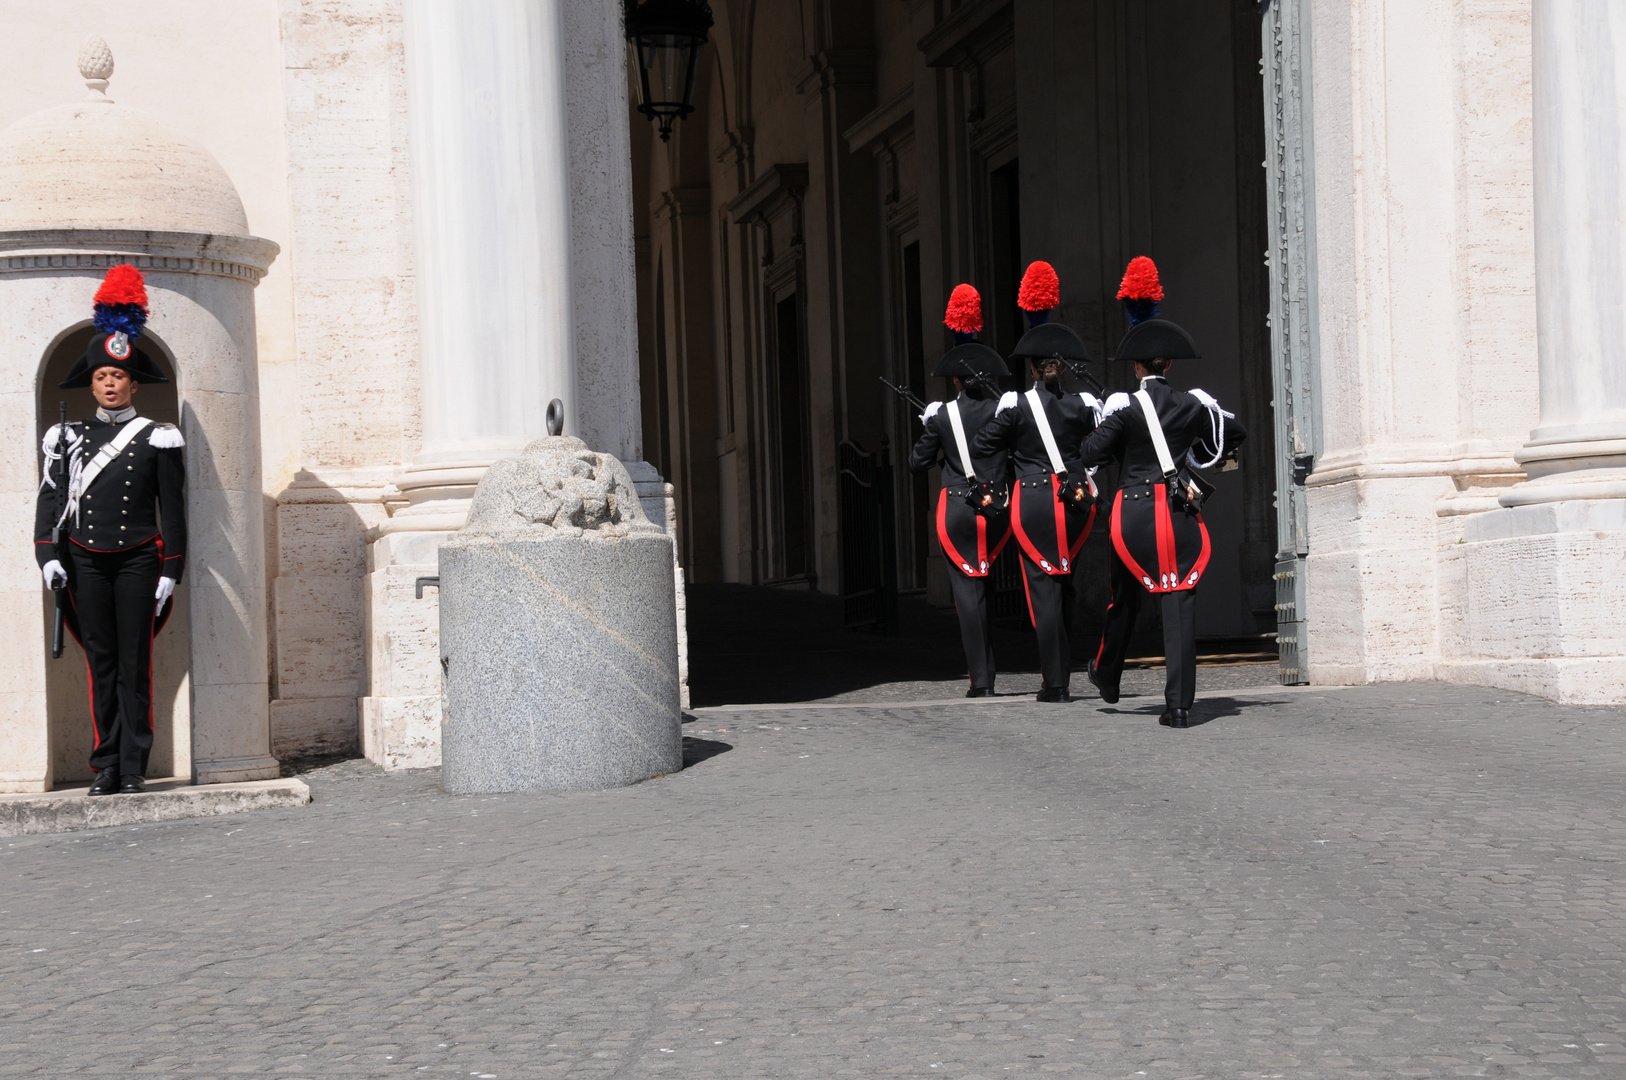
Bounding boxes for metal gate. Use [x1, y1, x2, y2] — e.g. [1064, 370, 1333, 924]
[1262, 0, 1323, 685]
[838, 438, 900, 633]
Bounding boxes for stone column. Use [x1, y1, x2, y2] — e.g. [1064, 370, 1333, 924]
[391, 0, 577, 529]
[362, 0, 687, 763]
[1504, 1, 1626, 505]
[1444, 1, 1626, 705]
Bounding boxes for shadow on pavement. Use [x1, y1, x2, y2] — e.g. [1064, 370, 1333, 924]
[681, 737, 733, 768]
[686, 583, 1277, 708]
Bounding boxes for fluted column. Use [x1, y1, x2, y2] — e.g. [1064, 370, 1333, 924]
[389, 0, 577, 532]
[1504, 0, 1626, 506]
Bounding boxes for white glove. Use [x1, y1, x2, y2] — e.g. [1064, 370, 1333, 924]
[42, 560, 66, 590]
[155, 576, 176, 616]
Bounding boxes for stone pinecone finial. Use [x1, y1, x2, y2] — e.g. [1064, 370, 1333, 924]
[78, 36, 114, 102]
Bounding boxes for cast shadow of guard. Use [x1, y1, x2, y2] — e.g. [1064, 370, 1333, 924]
[1099, 695, 1287, 727]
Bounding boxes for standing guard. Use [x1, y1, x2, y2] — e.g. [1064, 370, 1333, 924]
[908, 285, 1013, 697]
[971, 262, 1102, 702]
[36, 265, 186, 794]
[1082, 257, 1245, 728]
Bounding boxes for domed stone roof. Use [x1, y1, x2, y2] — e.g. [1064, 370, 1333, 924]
[0, 39, 249, 235]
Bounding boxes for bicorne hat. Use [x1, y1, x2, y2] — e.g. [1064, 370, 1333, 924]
[933, 342, 1009, 380]
[1111, 318, 1202, 364]
[59, 265, 169, 388]
[1010, 261, 1092, 364]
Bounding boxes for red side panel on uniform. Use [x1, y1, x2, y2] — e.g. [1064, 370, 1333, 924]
[1110, 486, 1212, 593]
[936, 488, 1007, 577]
[1012, 476, 1094, 576]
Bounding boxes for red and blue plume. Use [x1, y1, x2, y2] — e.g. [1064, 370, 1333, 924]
[943, 284, 983, 341]
[1017, 261, 1060, 327]
[92, 264, 149, 339]
[1116, 256, 1163, 326]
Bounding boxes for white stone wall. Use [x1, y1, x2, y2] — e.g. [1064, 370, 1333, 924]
[1306, 0, 1538, 687]
[272, 0, 420, 759]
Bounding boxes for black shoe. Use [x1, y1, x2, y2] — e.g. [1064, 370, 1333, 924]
[1036, 686, 1073, 703]
[966, 686, 996, 698]
[118, 775, 146, 794]
[1086, 661, 1119, 704]
[1159, 708, 1191, 729]
[87, 771, 120, 797]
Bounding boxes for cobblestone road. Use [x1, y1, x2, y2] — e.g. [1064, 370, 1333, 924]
[3, 681, 1625, 1078]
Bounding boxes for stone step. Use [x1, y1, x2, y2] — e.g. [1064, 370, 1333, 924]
[0, 777, 311, 837]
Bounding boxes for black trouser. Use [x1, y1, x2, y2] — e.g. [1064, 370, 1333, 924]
[68, 542, 161, 778]
[1094, 555, 1199, 711]
[1020, 556, 1076, 690]
[945, 558, 997, 690]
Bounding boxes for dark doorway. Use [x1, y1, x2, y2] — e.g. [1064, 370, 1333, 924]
[774, 293, 809, 580]
[901, 241, 929, 589]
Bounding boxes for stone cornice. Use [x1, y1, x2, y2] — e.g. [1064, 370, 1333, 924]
[795, 49, 876, 95]
[1307, 443, 1522, 488]
[918, 0, 1012, 68]
[727, 164, 809, 225]
[844, 86, 914, 153]
[0, 228, 280, 281]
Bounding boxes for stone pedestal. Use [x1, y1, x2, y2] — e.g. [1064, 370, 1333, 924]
[358, 530, 447, 771]
[439, 437, 681, 793]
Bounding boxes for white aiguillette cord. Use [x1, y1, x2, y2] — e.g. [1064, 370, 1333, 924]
[945, 399, 977, 481]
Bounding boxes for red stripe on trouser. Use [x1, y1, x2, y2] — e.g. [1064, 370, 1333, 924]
[976, 509, 987, 571]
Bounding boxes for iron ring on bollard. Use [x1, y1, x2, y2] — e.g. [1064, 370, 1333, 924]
[546, 398, 564, 437]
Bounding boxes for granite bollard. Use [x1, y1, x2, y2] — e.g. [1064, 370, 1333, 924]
[438, 436, 682, 792]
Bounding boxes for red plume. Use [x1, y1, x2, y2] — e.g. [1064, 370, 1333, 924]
[1017, 261, 1060, 312]
[1115, 256, 1164, 302]
[943, 284, 983, 334]
[94, 264, 149, 309]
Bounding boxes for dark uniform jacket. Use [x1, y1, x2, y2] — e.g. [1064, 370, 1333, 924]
[1079, 377, 1244, 593]
[970, 382, 1100, 576]
[908, 393, 1011, 577]
[35, 414, 187, 578]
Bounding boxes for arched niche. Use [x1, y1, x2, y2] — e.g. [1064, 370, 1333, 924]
[34, 326, 190, 784]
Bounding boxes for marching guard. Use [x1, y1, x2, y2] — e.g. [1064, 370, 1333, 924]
[1082, 258, 1245, 727]
[36, 265, 186, 794]
[907, 285, 1013, 697]
[971, 262, 1102, 702]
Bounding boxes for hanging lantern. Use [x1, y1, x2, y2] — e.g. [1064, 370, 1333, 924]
[624, 0, 713, 142]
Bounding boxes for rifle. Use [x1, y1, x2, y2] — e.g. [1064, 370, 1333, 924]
[878, 377, 929, 416]
[49, 402, 66, 659]
[1057, 358, 1106, 397]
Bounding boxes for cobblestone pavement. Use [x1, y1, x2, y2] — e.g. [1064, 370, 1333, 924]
[3, 681, 1625, 1078]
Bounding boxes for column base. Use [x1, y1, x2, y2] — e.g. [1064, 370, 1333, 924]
[362, 530, 451, 771]
[194, 754, 282, 785]
[360, 695, 442, 771]
[1437, 499, 1626, 705]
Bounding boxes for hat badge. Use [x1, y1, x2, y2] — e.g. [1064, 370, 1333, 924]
[104, 332, 130, 360]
